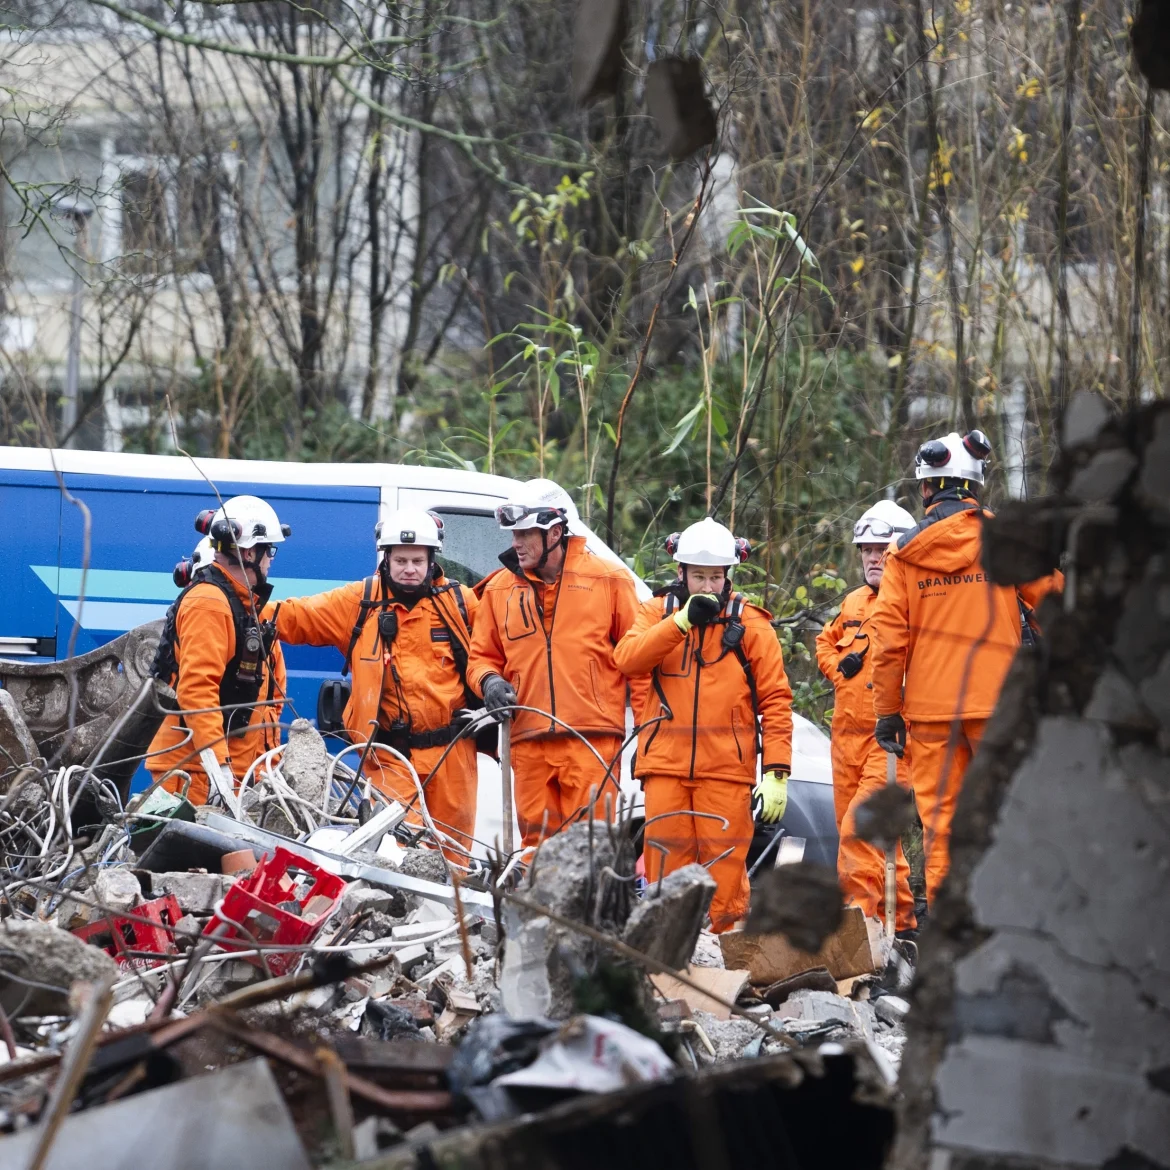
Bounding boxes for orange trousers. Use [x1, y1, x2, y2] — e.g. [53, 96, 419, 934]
[908, 717, 986, 903]
[832, 729, 916, 931]
[510, 735, 622, 848]
[364, 739, 479, 866]
[642, 775, 754, 934]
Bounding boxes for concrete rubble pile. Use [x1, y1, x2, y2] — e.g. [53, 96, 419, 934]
[0, 708, 900, 1166]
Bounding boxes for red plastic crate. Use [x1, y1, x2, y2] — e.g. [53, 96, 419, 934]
[74, 893, 184, 970]
[203, 847, 346, 976]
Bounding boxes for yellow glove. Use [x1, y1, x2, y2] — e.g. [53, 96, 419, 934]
[754, 770, 788, 823]
[673, 592, 721, 632]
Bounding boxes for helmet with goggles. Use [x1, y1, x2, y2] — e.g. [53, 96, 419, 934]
[852, 500, 916, 545]
[496, 479, 580, 532]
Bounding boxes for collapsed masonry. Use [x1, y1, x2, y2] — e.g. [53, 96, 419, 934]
[893, 393, 1170, 1170]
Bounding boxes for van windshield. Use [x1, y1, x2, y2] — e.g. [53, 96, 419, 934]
[433, 509, 509, 587]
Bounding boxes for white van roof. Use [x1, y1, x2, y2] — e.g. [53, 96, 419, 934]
[0, 446, 521, 496]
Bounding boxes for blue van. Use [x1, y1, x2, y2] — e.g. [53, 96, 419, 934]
[0, 447, 837, 865]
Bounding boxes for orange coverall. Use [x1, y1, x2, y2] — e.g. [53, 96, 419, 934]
[816, 584, 915, 931]
[870, 496, 1063, 901]
[615, 593, 793, 933]
[148, 571, 286, 806]
[468, 536, 647, 847]
[275, 572, 479, 862]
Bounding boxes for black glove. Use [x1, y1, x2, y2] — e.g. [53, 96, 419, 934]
[875, 713, 907, 758]
[482, 674, 517, 715]
[837, 651, 865, 679]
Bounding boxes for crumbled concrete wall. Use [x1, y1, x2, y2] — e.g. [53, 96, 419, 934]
[893, 395, 1170, 1170]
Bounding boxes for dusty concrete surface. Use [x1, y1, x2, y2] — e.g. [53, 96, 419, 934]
[893, 394, 1170, 1170]
[0, 919, 120, 1015]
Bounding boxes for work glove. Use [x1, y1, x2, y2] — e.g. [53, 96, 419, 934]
[481, 674, 518, 716]
[875, 713, 907, 758]
[754, 770, 789, 823]
[837, 651, 865, 680]
[673, 592, 721, 633]
[454, 706, 498, 731]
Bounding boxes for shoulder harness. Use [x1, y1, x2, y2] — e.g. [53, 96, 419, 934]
[657, 590, 764, 762]
[151, 564, 278, 738]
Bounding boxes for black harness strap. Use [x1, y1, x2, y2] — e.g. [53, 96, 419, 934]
[152, 564, 276, 738]
[654, 591, 764, 760]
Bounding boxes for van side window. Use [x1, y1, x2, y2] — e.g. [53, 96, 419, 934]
[432, 510, 508, 586]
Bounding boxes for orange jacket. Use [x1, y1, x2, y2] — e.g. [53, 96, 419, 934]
[615, 593, 793, 785]
[148, 571, 286, 789]
[816, 583, 882, 735]
[468, 536, 647, 743]
[275, 573, 477, 747]
[870, 496, 1063, 722]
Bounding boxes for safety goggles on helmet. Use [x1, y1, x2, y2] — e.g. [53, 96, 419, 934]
[853, 517, 900, 541]
[496, 503, 567, 529]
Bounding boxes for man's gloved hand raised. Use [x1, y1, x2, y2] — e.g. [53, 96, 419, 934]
[481, 674, 518, 716]
[837, 651, 865, 679]
[673, 592, 721, 633]
[875, 713, 907, 758]
[753, 769, 789, 823]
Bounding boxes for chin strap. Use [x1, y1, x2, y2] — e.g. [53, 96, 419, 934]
[534, 522, 569, 572]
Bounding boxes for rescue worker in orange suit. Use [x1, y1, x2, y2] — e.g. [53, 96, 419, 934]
[615, 519, 794, 933]
[274, 509, 480, 864]
[149, 496, 288, 807]
[816, 500, 918, 934]
[468, 479, 647, 848]
[871, 431, 1064, 903]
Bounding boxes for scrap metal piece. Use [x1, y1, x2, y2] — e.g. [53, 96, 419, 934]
[201, 812, 494, 915]
[0, 1058, 311, 1170]
[645, 56, 717, 160]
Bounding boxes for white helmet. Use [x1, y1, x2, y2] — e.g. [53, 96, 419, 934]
[172, 535, 217, 589]
[191, 535, 215, 571]
[196, 494, 290, 549]
[914, 430, 990, 485]
[496, 478, 581, 532]
[666, 517, 751, 567]
[852, 500, 916, 545]
[376, 507, 444, 551]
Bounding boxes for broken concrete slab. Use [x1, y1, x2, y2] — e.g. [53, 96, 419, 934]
[0, 919, 119, 1015]
[776, 989, 854, 1024]
[649, 966, 750, 1021]
[93, 868, 142, 913]
[340, 882, 409, 920]
[500, 820, 622, 1019]
[281, 718, 330, 808]
[148, 872, 225, 915]
[621, 864, 714, 969]
[397, 849, 450, 885]
[874, 995, 910, 1026]
[721, 906, 879, 985]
